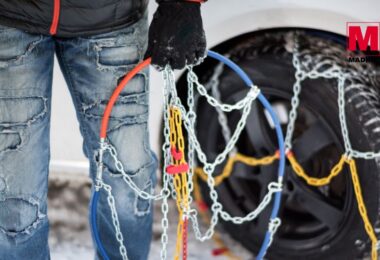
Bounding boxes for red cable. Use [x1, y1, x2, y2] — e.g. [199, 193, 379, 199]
[182, 217, 188, 260]
[100, 58, 151, 138]
[50, 0, 60, 35]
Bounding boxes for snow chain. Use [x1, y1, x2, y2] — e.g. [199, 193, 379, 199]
[92, 50, 286, 260]
[92, 33, 379, 260]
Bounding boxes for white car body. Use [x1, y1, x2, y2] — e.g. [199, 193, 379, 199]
[50, 0, 380, 173]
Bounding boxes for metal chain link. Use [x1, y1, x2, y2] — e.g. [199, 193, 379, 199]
[284, 37, 305, 150]
[206, 62, 237, 155]
[188, 69, 259, 112]
[185, 68, 196, 204]
[97, 182, 129, 260]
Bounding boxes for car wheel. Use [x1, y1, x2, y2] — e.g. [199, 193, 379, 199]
[177, 30, 380, 259]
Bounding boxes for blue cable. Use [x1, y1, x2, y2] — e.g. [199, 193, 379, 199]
[90, 51, 285, 260]
[207, 50, 254, 86]
[207, 50, 285, 260]
[90, 190, 110, 260]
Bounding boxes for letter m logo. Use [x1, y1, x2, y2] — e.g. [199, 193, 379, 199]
[347, 22, 380, 52]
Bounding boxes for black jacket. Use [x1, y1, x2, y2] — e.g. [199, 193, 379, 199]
[0, 0, 192, 38]
[0, 0, 149, 37]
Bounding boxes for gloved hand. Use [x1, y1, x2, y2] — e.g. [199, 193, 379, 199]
[144, 1, 207, 70]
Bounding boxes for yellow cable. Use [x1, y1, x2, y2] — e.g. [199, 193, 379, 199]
[287, 153, 346, 186]
[169, 107, 191, 260]
[194, 152, 279, 186]
[346, 158, 377, 260]
[288, 153, 377, 259]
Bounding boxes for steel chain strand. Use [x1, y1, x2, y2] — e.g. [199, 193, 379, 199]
[266, 217, 282, 249]
[218, 182, 282, 223]
[211, 62, 238, 156]
[101, 182, 129, 260]
[186, 68, 196, 204]
[337, 75, 353, 153]
[187, 69, 259, 112]
[187, 61, 231, 152]
[163, 68, 180, 200]
[207, 62, 237, 155]
[350, 150, 380, 160]
[160, 75, 173, 260]
[192, 174, 241, 259]
[284, 37, 305, 150]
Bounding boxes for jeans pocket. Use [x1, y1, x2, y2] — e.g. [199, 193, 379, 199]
[96, 43, 141, 67]
[89, 13, 148, 72]
[0, 24, 16, 32]
[0, 29, 43, 68]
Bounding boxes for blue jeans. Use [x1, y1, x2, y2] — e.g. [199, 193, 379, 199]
[0, 13, 157, 260]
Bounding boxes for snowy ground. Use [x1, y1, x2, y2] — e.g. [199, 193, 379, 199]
[48, 172, 252, 260]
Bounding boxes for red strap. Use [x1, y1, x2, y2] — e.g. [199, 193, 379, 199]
[166, 163, 189, 175]
[212, 248, 229, 256]
[171, 146, 183, 161]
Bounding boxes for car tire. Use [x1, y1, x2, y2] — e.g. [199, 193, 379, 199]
[182, 30, 380, 260]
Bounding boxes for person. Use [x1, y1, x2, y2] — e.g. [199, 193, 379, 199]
[0, 0, 206, 259]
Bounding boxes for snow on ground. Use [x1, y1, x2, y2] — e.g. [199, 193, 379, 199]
[48, 171, 252, 260]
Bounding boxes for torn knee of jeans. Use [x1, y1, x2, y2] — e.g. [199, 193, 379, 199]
[134, 180, 153, 217]
[115, 73, 148, 96]
[81, 92, 148, 121]
[0, 129, 22, 154]
[92, 35, 143, 72]
[81, 92, 148, 134]
[99, 154, 157, 180]
[0, 196, 46, 237]
[95, 44, 140, 71]
[94, 127, 154, 177]
[0, 96, 48, 127]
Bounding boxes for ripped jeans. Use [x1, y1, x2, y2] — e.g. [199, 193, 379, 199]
[0, 13, 157, 260]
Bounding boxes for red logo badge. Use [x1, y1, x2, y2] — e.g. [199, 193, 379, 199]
[346, 22, 380, 52]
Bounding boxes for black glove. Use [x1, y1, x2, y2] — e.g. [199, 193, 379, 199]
[144, 1, 207, 70]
